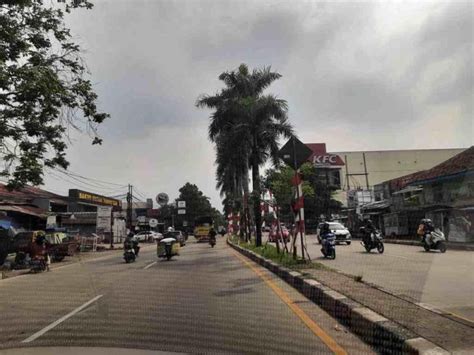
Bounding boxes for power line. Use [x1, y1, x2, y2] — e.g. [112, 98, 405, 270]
[45, 169, 127, 196]
[55, 168, 127, 187]
[54, 169, 127, 191]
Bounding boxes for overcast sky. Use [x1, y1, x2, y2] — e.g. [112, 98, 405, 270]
[41, 0, 473, 208]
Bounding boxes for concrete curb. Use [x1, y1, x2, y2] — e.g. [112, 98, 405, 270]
[384, 239, 474, 251]
[228, 239, 450, 355]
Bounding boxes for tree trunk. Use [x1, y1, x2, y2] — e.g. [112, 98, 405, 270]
[252, 157, 262, 247]
[243, 167, 251, 241]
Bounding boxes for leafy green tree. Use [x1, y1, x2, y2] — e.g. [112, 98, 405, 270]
[197, 64, 293, 246]
[173, 183, 213, 229]
[264, 162, 342, 227]
[0, 0, 108, 189]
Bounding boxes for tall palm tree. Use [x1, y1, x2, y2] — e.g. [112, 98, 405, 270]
[197, 64, 293, 246]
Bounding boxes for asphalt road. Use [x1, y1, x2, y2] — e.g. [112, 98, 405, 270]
[0, 239, 373, 354]
[295, 235, 474, 321]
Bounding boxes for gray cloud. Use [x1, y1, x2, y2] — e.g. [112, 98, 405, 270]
[41, 0, 473, 206]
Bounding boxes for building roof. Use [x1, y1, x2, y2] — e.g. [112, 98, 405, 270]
[379, 146, 473, 191]
[0, 183, 66, 202]
[0, 204, 48, 218]
[410, 146, 474, 185]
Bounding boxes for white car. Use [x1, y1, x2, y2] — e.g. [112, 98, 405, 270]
[134, 231, 163, 242]
[316, 222, 351, 245]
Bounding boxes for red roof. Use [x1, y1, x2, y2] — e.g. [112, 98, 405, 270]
[0, 183, 65, 202]
[411, 146, 473, 184]
[386, 146, 473, 189]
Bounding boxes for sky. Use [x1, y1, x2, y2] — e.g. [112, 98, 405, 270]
[41, 0, 473, 208]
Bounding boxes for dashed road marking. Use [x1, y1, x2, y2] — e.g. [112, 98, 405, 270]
[22, 294, 103, 343]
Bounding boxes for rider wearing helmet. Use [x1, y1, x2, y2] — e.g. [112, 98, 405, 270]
[363, 219, 376, 244]
[419, 218, 435, 245]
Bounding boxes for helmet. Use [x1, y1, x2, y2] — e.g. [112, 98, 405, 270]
[322, 222, 330, 231]
[167, 227, 174, 232]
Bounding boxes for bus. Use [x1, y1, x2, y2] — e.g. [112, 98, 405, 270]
[193, 216, 213, 242]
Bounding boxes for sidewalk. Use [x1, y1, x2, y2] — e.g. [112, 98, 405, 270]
[300, 266, 474, 353]
[384, 239, 474, 251]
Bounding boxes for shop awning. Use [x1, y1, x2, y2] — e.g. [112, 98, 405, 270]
[0, 205, 47, 218]
[392, 186, 423, 195]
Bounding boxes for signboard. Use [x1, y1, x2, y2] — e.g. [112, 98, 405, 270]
[46, 215, 57, 229]
[177, 201, 186, 208]
[149, 218, 158, 228]
[278, 137, 313, 170]
[137, 216, 146, 223]
[69, 189, 120, 207]
[96, 206, 112, 232]
[183, 221, 188, 227]
[313, 154, 337, 166]
[177, 209, 186, 215]
[156, 193, 169, 206]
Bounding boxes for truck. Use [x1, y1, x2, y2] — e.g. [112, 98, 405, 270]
[193, 216, 213, 242]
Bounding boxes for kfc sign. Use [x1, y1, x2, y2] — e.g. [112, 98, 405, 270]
[313, 154, 340, 167]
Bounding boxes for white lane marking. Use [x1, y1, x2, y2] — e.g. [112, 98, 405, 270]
[143, 261, 157, 270]
[22, 294, 103, 343]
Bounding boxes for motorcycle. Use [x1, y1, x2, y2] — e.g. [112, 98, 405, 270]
[13, 252, 49, 272]
[360, 228, 384, 254]
[422, 229, 447, 253]
[123, 239, 136, 263]
[320, 232, 336, 259]
[158, 237, 179, 261]
[209, 235, 216, 248]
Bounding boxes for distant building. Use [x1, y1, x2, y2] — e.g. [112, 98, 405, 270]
[377, 147, 474, 242]
[304, 144, 465, 207]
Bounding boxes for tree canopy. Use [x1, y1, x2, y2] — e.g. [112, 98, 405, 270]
[197, 64, 293, 245]
[264, 162, 342, 226]
[0, 0, 108, 189]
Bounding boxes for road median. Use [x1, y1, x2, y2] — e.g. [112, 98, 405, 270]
[227, 237, 471, 354]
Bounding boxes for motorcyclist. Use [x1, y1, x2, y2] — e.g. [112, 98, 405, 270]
[124, 234, 135, 253]
[363, 219, 376, 245]
[419, 219, 435, 245]
[209, 227, 217, 244]
[320, 222, 332, 252]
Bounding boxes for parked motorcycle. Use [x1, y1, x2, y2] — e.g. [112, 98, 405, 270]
[360, 228, 385, 254]
[30, 254, 49, 272]
[422, 229, 447, 253]
[320, 232, 336, 259]
[158, 237, 179, 261]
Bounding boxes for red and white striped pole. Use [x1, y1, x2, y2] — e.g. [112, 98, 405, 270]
[291, 170, 306, 259]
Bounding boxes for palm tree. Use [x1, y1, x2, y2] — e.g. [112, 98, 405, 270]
[197, 64, 293, 246]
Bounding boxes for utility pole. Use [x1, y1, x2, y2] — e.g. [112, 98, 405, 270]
[344, 155, 350, 190]
[127, 184, 133, 232]
[362, 152, 369, 190]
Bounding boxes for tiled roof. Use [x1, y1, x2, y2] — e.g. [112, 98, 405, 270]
[383, 147, 472, 190]
[0, 183, 65, 201]
[411, 146, 473, 184]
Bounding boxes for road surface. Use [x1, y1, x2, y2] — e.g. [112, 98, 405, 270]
[297, 235, 474, 321]
[0, 239, 373, 354]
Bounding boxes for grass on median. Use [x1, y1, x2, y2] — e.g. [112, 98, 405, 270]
[229, 235, 334, 272]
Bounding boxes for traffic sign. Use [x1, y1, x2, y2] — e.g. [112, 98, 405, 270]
[177, 209, 186, 215]
[177, 201, 186, 208]
[156, 193, 169, 206]
[149, 218, 158, 228]
[278, 137, 313, 170]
